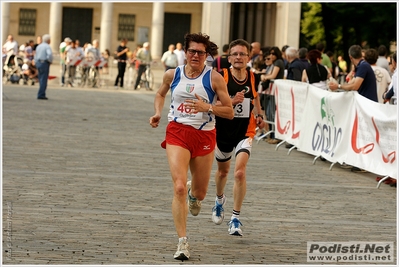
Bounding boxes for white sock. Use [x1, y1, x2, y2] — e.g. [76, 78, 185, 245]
[216, 194, 225, 205]
[179, 237, 187, 243]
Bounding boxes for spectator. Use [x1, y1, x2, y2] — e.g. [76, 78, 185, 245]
[174, 42, 186, 66]
[281, 44, 290, 75]
[212, 44, 231, 72]
[161, 44, 178, 71]
[376, 45, 391, 75]
[316, 42, 333, 74]
[260, 46, 285, 144]
[285, 46, 307, 148]
[383, 51, 397, 104]
[101, 49, 110, 74]
[298, 47, 310, 69]
[2, 35, 19, 56]
[59, 37, 72, 86]
[285, 47, 306, 81]
[34, 34, 53, 100]
[19, 41, 28, 57]
[302, 49, 331, 90]
[24, 40, 35, 61]
[326, 51, 340, 80]
[134, 42, 152, 90]
[33, 35, 42, 52]
[22, 58, 38, 84]
[205, 43, 218, 67]
[114, 38, 129, 88]
[249, 41, 261, 69]
[364, 48, 391, 103]
[329, 45, 378, 102]
[66, 40, 80, 87]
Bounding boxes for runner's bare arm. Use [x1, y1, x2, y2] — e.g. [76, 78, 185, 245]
[211, 71, 234, 120]
[149, 69, 174, 128]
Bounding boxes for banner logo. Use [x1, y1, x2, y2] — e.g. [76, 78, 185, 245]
[311, 97, 342, 157]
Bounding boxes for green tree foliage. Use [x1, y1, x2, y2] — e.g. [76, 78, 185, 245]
[301, 2, 397, 59]
[300, 3, 325, 47]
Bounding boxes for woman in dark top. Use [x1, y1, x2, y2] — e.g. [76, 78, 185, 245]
[302, 49, 331, 90]
[259, 46, 285, 144]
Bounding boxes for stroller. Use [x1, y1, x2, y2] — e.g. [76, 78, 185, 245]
[3, 54, 24, 84]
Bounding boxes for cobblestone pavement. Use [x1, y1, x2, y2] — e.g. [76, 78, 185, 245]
[2, 83, 396, 265]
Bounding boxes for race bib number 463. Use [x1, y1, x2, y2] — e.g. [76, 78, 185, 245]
[176, 102, 202, 120]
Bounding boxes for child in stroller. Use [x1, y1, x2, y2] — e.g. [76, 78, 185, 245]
[21, 58, 38, 85]
[3, 54, 24, 84]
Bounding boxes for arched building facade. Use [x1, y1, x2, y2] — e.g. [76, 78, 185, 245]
[2, 2, 301, 60]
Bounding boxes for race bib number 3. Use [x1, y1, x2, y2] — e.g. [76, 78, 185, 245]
[234, 98, 250, 118]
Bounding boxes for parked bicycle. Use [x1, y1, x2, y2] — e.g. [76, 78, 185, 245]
[132, 63, 154, 90]
[75, 65, 99, 88]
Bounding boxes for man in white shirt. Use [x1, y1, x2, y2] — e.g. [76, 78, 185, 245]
[364, 48, 391, 103]
[2, 35, 18, 56]
[161, 44, 178, 71]
[174, 42, 186, 66]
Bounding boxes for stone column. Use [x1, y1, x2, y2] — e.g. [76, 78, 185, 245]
[150, 2, 164, 61]
[49, 2, 62, 54]
[201, 3, 231, 55]
[2, 2, 10, 43]
[274, 2, 301, 49]
[100, 2, 113, 54]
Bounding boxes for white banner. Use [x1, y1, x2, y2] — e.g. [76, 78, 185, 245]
[274, 79, 308, 147]
[273, 81, 397, 179]
[297, 86, 354, 164]
[346, 94, 397, 178]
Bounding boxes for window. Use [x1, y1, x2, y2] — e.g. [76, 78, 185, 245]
[19, 9, 36, 36]
[118, 14, 135, 41]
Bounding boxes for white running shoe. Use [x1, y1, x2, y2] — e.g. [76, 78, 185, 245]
[212, 196, 226, 225]
[174, 238, 190, 260]
[228, 218, 243, 236]
[187, 180, 201, 216]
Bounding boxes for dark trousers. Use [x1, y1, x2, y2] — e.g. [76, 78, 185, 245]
[114, 62, 127, 87]
[61, 63, 67, 84]
[36, 61, 49, 98]
[68, 65, 76, 85]
[134, 64, 147, 89]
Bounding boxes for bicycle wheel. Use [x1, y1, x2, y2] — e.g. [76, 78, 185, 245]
[146, 70, 154, 90]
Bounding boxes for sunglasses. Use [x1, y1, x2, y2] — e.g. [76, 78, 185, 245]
[266, 58, 271, 60]
[269, 52, 275, 55]
[187, 49, 207, 56]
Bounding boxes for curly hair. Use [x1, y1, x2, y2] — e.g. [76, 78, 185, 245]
[183, 32, 218, 57]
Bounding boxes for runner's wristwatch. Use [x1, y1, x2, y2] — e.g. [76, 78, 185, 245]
[208, 104, 213, 114]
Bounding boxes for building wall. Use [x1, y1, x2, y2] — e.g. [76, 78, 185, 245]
[3, 2, 203, 56]
[3, 2, 300, 59]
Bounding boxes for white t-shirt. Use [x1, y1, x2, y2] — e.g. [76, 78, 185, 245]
[371, 65, 391, 103]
